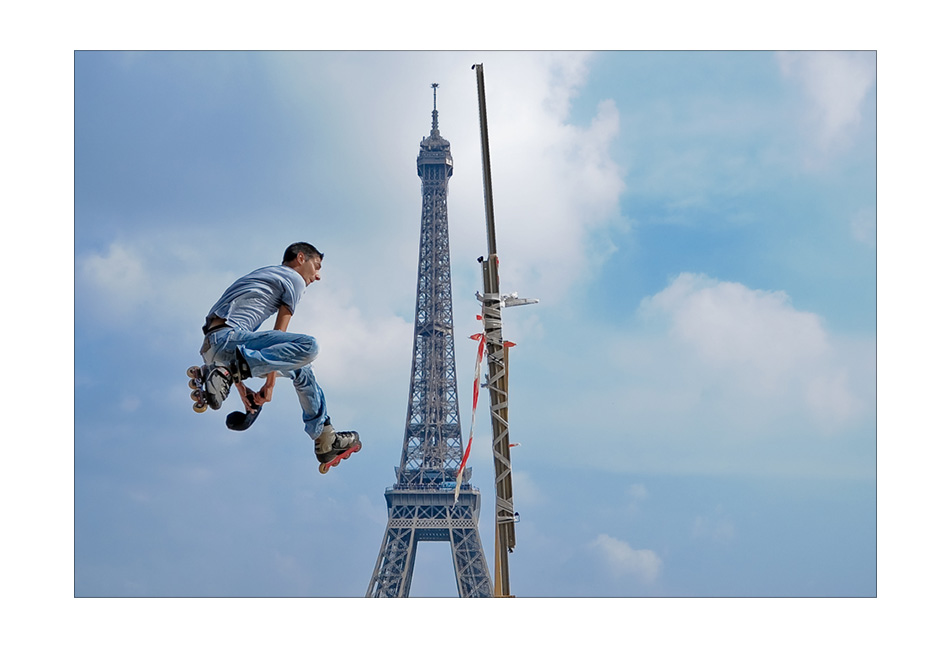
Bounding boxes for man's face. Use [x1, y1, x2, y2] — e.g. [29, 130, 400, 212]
[296, 253, 322, 286]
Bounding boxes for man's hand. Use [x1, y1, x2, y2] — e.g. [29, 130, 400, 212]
[235, 374, 277, 411]
[255, 372, 278, 404]
[235, 381, 259, 412]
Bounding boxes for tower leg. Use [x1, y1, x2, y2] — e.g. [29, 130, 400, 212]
[451, 526, 493, 597]
[366, 525, 418, 598]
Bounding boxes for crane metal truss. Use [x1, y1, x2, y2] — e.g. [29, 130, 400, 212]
[367, 86, 492, 598]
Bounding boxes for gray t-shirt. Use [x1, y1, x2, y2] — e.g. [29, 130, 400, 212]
[206, 265, 306, 332]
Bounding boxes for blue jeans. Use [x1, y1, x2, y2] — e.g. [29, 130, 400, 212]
[201, 328, 328, 440]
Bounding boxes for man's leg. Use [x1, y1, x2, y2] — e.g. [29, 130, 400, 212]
[287, 365, 361, 465]
[226, 329, 319, 378]
[200, 328, 317, 408]
[206, 329, 359, 463]
[212, 329, 327, 435]
[288, 365, 329, 440]
[289, 365, 361, 466]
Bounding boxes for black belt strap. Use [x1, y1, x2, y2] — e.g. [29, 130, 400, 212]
[202, 322, 231, 335]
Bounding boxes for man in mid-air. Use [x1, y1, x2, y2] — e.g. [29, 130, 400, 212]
[191, 242, 360, 473]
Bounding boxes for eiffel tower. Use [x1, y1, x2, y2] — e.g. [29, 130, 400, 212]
[366, 85, 493, 598]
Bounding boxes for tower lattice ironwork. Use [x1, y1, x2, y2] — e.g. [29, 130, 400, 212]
[366, 85, 492, 598]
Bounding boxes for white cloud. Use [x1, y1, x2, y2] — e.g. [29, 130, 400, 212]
[74, 53, 874, 488]
[590, 534, 662, 584]
[78, 241, 151, 319]
[777, 51, 875, 156]
[119, 396, 141, 412]
[804, 367, 864, 428]
[623, 483, 649, 514]
[272, 551, 310, 594]
[692, 505, 735, 543]
[474, 67, 625, 303]
[628, 483, 649, 501]
[850, 208, 876, 247]
[636, 273, 869, 430]
[641, 273, 831, 396]
[77, 236, 235, 333]
[266, 51, 625, 308]
[293, 285, 414, 394]
[513, 470, 544, 507]
[525, 273, 875, 477]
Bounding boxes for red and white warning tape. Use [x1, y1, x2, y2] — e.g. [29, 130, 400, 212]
[455, 320, 486, 503]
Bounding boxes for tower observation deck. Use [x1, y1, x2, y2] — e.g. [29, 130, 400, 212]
[366, 85, 493, 597]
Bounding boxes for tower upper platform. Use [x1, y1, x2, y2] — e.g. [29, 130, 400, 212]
[417, 83, 453, 176]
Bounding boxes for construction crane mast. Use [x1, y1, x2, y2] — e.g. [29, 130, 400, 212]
[472, 63, 538, 597]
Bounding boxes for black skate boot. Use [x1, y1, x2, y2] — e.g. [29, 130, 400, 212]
[314, 423, 361, 474]
[203, 365, 235, 410]
[187, 348, 248, 414]
[211, 347, 252, 413]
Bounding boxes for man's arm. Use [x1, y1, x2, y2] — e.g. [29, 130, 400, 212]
[274, 304, 293, 333]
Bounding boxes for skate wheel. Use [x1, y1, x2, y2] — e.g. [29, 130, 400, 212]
[188, 378, 200, 390]
[193, 402, 208, 413]
[187, 366, 201, 379]
[190, 389, 203, 402]
[319, 463, 331, 474]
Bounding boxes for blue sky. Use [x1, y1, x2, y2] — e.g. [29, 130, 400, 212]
[19, 19, 951, 637]
[70, 49, 878, 604]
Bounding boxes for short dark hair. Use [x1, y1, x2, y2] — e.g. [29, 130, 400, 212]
[283, 242, 324, 264]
